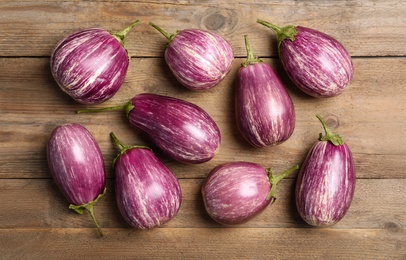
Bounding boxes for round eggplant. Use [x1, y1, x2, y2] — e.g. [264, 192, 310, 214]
[202, 162, 299, 225]
[50, 20, 139, 104]
[295, 115, 356, 226]
[257, 19, 353, 98]
[149, 22, 234, 90]
[46, 123, 106, 236]
[235, 35, 295, 147]
[77, 93, 221, 164]
[110, 132, 182, 229]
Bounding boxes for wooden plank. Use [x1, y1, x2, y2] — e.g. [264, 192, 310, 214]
[0, 1, 405, 57]
[1, 57, 405, 179]
[0, 179, 404, 230]
[0, 227, 404, 259]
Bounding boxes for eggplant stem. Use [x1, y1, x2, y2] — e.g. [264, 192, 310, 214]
[76, 100, 134, 117]
[110, 132, 152, 168]
[110, 20, 140, 60]
[149, 22, 176, 42]
[241, 35, 262, 67]
[256, 19, 297, 54]
[110, 132, 126, 151]
[316, 114, 344, 146]
[266, 165, 299, 203]
[110, 20, 140, 45]
[68, 187, 107, 237]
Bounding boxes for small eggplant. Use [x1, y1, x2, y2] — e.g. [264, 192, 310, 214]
[46, 123, 106, 236]
[295, 115, 356, 226]
[257, 19, 353, 98]
[149, 22, 234, 91]
[202, 162, 299, 225]
[235, 35, 295, 147]
[110, 132, 182, 229]
[50, 20, 139, 104]
[77, 93, 221, 164]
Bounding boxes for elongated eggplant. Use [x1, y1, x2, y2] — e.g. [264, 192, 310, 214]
[295, 115, 356, 226]
[235, 35, 295, 147]
[77, 93, 221, 164]
[202, 161, 298, 225]
[111, 132, 182, 229]
[257, 19, 353, 98]
[46, 123, 106, 236]
[149, 22, 234, 90]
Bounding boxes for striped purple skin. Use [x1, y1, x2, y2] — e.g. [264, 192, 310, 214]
[46, 123, 106, 206]
[280, 26, 353, 97]
[128, 93, 221, 164]
[50, 28, 129, 104]
[295, 141, 356, 226]
[235, 62, 295, 147]
[202, 162, 271, 225]
[115, 148, 182, 229]
[165, 29, 234, 90]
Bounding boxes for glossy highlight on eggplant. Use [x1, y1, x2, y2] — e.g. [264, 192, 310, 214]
[46, 123, 106, 236]
[111, 132, 182, 229]
[77, 93, 221, 164]
[50, 20, 139, 104]
[257, 19, 353, 98]
[235, 35, 295, 147]
[295, 115, 356, 226]
[202, 162, 299, 225]
[149, 22, 234, 90]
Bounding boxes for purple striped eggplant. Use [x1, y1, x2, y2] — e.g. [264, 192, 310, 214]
[46, 123, 106, 237]
[295, 115, 356, 226]
[77, 93, 221, 164]
[257, 19, 353, 98]
[110, 132, 182, 229]
[50, 20, 139, 104]
[235, 35, 295, 147]
[149, 22, 234, 91]
[202, 162, 299, 225]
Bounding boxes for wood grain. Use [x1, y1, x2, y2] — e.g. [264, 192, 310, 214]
[0, 1, 405, 57]
[0, 0, 405, 259]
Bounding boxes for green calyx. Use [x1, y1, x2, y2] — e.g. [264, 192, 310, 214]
[241, 35, 263, 67]
[76, 100, 134, 118]
[110, 132, 152, 168]
[256, 19, 297, 55]
[69, 187, 107, 237]
[109, 20, 140, 61]
[316, 114, 344, 146]
[266, 165, 299, 203]
[149, 22, 179, 45]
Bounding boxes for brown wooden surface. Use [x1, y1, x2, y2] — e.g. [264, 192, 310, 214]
[1, 1, 405, 259]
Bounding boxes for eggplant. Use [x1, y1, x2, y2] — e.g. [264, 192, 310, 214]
[202, 162, 299, 225]
[50, 20, 139, 104]
[149, 22, 234, 90]
[257, 19, 353, 98]
[46, 123, 106, 236]
[77, 93, 221, 164]
[295, 115, 356, 226]
[110, 132, 182, 229]
[235, 35, 295, 147]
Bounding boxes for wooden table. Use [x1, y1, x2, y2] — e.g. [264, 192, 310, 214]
[1, 1, 405, 259]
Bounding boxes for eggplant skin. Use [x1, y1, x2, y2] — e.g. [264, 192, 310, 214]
[50, 28, 129, 104]
[202, 162, 271, 225]
[165, 29, 234, 90]
[129, 93, 221, 164]
[280, 26, 353, 98]
[46, 123, 106, 206]
[115, 148, 182, 229]
[235, 62, 295, 147]
[295, 141, 356, 226]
